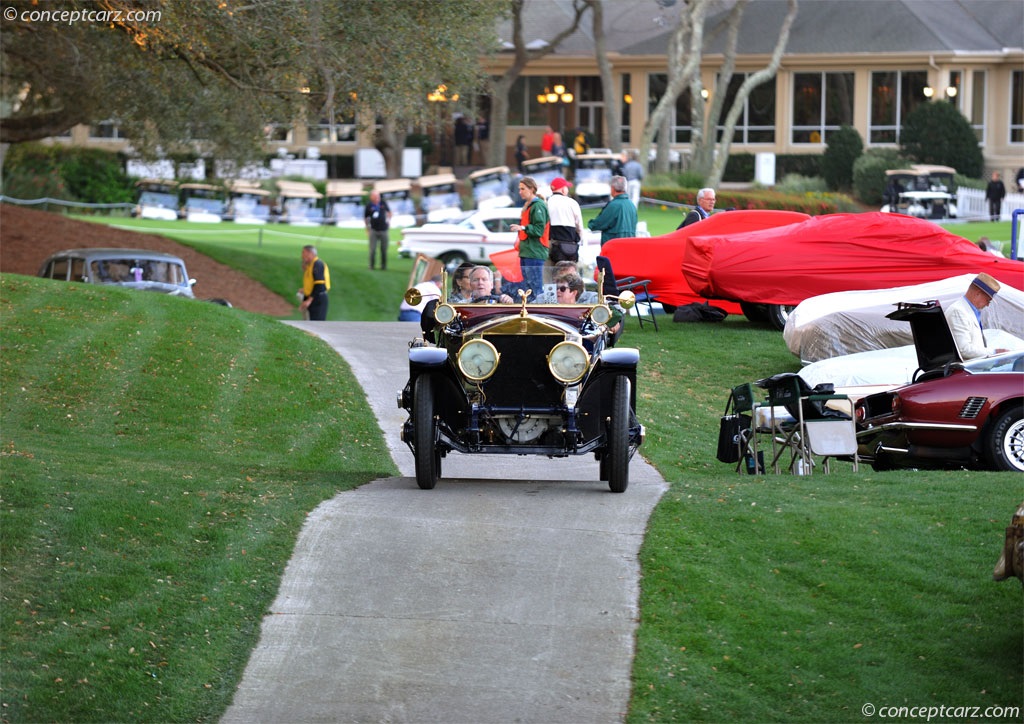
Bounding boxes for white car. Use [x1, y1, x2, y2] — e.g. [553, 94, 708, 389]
[399, 207, 603, 272]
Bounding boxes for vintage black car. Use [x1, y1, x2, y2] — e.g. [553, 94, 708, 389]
[397, 276, 644, 492]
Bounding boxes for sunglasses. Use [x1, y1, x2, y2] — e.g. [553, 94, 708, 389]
[557, 285, 570, 292]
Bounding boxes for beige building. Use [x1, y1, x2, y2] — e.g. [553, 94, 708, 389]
[56, 0, 1024, 181]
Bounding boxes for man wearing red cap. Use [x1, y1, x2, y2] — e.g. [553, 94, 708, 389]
[943, 272, 1009, 359]
[547, 176, 583, 263]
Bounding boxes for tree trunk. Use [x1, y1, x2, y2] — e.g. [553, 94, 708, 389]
[590, 0, 622, 153]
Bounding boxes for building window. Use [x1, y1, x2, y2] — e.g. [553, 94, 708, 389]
[792, 72, 854, 144]
[90, 121, 123, 139]
[1010, 70, 1023, 144]
[869, 70, 927, 144]
[647, 73, 693, 144]
[307, 114, 357, 143]
[509, 76, 568, 127]
[264, 123, 292, 142]
[946, 70, 962, 110]
[716, 73, 775, 144]
[971, 70, 986, 144]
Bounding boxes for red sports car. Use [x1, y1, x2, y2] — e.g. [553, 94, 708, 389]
[855, 301, 1024, 472]
[683, 212, 1024, 329]
[599, 209, 810, 316]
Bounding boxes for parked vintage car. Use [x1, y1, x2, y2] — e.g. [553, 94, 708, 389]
[397, 278, 644, 492]
[855, 301, 1024, 472]
[601, 209, 811, 316]
[38, 248, 196, 298]
[398, 206, 603, 272]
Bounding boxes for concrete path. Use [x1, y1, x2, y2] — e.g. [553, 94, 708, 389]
[221, 322, 668, 724]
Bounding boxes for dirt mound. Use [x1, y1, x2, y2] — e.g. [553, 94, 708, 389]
[0, 205, 293, 316]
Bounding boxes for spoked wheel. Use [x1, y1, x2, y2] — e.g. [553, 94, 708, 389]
[413, 374, 439, 489]
[985, 406, 1024, 472]
[606, 376, 631, 493]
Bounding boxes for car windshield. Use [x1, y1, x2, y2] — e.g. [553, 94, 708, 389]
[184, 197, 225, 214]
[963, 351, 1024, 374]
[90, 259, 186, 285]
[139, 192, 177, 209]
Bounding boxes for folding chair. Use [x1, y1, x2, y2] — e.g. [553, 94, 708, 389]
[595, 256, 658, 331]
[756, 373, 858, 474]
[728, 382, 765, 474]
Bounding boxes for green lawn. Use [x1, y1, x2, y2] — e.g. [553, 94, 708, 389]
[3, 210, 1022, 722]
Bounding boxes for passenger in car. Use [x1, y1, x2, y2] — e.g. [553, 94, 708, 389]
[449, 261, 476, 303]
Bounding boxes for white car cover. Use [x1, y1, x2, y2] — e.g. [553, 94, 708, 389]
[784, 274, 1024, 364]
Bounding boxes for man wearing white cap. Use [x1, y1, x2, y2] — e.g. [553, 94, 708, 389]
[943, 272, 1009, 359]
[546, 176, 583, 263]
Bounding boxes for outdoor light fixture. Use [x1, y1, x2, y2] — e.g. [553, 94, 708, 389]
[700, 88, 710, 100]
[923, 86, 934, 98]
[945, 86, 958, 97]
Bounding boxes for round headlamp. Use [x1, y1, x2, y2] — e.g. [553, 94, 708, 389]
[547, 341, 589, 384]
[458, 338, 500, 381]
[434, 303, 456, 325]
[590, 304, 612, 325]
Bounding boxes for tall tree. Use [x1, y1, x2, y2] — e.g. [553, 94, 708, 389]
[1, 0, 504, 176]
[587, 0, 622, 154]
[638, 0, 797, 186]
[486, 0, 590, 168]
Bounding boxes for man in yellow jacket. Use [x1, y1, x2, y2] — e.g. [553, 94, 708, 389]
[299, 244, 331, 321]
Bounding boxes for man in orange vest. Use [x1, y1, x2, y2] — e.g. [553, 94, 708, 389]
[509, 176, 549, 302]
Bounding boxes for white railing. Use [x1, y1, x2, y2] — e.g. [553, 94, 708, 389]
[956, 187, 1024, 222]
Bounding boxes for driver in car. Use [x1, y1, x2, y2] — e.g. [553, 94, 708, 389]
[467, 266, 514, 304]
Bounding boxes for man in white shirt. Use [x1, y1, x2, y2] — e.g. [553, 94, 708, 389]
[546, 176, 584, 263]
[943, 272, 1008, 360]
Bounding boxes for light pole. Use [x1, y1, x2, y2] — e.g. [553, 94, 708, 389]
[537, 83, 574, 139]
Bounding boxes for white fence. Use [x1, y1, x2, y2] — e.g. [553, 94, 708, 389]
[956, 187, 1024, 222]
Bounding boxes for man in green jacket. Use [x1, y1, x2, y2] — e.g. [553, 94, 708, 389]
[588, 176, 637, 246]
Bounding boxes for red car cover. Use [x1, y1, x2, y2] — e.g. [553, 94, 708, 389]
[601, 210, 809, 311]
[684, 212, 1024, 305]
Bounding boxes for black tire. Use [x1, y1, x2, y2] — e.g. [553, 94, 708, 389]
[413, 375, 439, 489]
[984, 406, 1024, 472]
[606, 376, 631, 493]
[740, 302, 767, 322]
[439, 251, 469, 272]
[766, 304, 796, 331]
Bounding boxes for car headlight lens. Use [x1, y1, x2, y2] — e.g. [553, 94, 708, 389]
[458, 338, 500, 381]
[434, 303, 456, 324]
[590, 304, 612, 324]
[548, 341, 589, 384]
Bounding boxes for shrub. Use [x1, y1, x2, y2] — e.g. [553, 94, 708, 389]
[775, 174, 828, 195]
[900, 101, 983, 178]
[852, 148, 903, 205]
[2, 143, 134, 203]
[822, 125, 863, 191]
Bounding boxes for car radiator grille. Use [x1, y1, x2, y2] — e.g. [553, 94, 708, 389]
[483, 334, 563, 407]
[957, 396, 987, 419]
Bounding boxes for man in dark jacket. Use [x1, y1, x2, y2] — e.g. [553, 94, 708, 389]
[678, 187, 716, 228]
[985, 171, 1006, 222]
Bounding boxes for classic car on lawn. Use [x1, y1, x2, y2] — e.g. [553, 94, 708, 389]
[38, 248, 197, 298]
[682, 212, 1024, 330]
[600, 209, 811, 316]
[855, 301, 1024, 472]
[398, 206, 602, 272]
[397, 277, 644, 492]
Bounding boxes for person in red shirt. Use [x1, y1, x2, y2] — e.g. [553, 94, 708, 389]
[540, 126, 554, 156]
